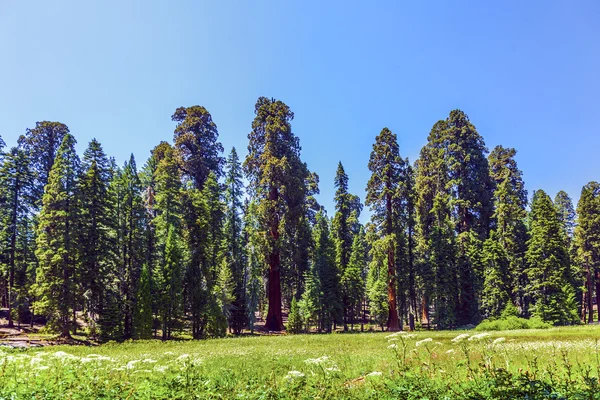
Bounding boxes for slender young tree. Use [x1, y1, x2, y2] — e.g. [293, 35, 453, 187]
[0, 147, 35, 327]
[365, 127, 406, 331]
[342, 226, 367, 330]
[34, 134, 80, 338]
[77, 139, 115, 335]
[526, 190, 577, 324]
[243, 97, 310, 331]
[332, 162, 362, 330]
[224, 148, 247, 334]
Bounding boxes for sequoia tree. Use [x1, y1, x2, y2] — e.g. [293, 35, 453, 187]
[243, 97, 310, 331]
[365, 127, 406, 331]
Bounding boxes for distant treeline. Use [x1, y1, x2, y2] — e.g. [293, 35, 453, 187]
[0, 98, 597, 341]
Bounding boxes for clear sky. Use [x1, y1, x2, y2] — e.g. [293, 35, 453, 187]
[1, 1, 598, 219]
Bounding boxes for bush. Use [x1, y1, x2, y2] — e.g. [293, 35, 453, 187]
[475, 315, 551, 331]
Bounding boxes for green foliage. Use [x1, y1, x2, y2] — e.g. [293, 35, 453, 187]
[287, 296, 303, 333]
[475, 315, 551, 331]
[172, 105, 224, 189]
[133, 264, 153, 339]
[526, 190, 577, 325]
[33, 134, 80, 337]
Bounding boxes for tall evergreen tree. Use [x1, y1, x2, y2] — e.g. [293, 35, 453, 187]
[77, 139, 115, 336]
[33, 134, 80, 338]
[526, 190, 576, 324]
[224, 148, 247, 334]
[312, 211, 341, 332]
[341, 226, 367, 330]
[365, 127, 406, 331]
[243, 97, 310, 331]
[111, 154, 146, 339]
[555, 191, 576, 239]
[172, 106, 224, 189]
[133, 264, 153, 339]
[18, 121, 70, 205]
[575, 182, 600, 323]
[0, 147, 35, 327]
[332, 162, 362, 330]
[485, 146, 528, 316]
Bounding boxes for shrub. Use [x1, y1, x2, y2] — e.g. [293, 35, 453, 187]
[475, 315, 551, 331]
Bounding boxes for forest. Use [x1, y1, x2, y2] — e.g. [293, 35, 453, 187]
[0, 97, 598, 342]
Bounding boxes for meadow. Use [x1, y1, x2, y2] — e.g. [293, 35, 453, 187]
[2, 326, 600, 399]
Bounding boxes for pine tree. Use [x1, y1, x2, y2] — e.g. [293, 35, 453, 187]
[575, 182, 600, 323]
[298, 269, 320, 332]
[555, 191, 576, 239]
[312, 211, 341, 332]
[526, 190, 576, 324]
[341, 226, 367, 330]
[133, 264, 153, 339]
[111, 154, 146, 339]
[487, 146, 528, 315]
[481, 231, 511, 318]
[367, 234, 391, 331]
[243, 97, 311, 331]
[287, 296, 303, 333]
[152, 144, 183, 340]
[77, 139, 115, 336]
[224, 148, 247, 334]
[365, 127, 406, 331]
[33, 134, 80, 338]
[332, 162, 363, 330]
[0, 147, 35, 327]
[172, 105, 224, 189]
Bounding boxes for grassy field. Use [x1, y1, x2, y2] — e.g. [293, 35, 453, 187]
[2, 326, 600, 399]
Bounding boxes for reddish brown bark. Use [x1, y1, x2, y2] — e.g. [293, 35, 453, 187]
[265, 185, 284, 331]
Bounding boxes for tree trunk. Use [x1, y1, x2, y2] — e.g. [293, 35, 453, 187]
[265, 186, 284, 331]
[387, 244, 400, 331]
[587, 264, 594, 323]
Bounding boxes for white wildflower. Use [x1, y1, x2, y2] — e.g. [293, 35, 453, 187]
[387, 343, 398, 349]
[163, 351, 175, 355]
[493, 337, 506, 345]
[416, 338, 433, 347]
[387, 338, 398, 342]
[468, 332, 491, 341]
[176, 354, 190, 361]
[451, 333, 470, 343]
[446, 349, 455, 354]
[325, 366, 340, 373]
[304, 356, 330, 366]
[142, 359, 157, 363]
[285, 370, 305, 380]
[35, 365, 50, 371]
[366, 371, 382, 377]
[126, 360, 141, 370]
[154, 365, 169, 373]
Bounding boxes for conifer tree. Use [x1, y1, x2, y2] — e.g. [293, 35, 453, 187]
[555, 191, 576, 239]
[287, 296, 303, 333]
[312, 211, 341, 332]
[155, 226, 183, 340]
[77, 139, 115, 335]
[243, 97, 310, 331]
[34, 134, 80, 337]
[575, 182, 600, 323]
[18, 121, 70, 205]
[341, 226, 367, 330]
[367, 234, 391, 330]
[172, 106, 224, 189]
[481, 231, 511, 317]
[333, 162, 362, 330]
[224, 148, 247, 334]
[298, 269, 320, 332]
[112, 155, 146, 339]
[487, 146, 528, 315]
[365, 127, 406, 331]
[526, 190, 576, 324]
[0, 147, 35, 327]
[133, 264, 153, 339]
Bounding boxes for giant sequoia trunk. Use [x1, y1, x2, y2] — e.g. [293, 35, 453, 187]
[265, 186, 284, 331]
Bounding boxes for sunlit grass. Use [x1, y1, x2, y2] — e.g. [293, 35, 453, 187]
[2, 325, 600, 399]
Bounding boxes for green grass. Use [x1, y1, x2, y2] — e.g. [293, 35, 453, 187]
[2, 325, 600, 399]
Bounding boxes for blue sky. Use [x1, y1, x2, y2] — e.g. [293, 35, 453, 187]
[1, 1, 598, 218]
